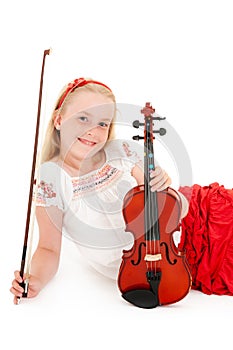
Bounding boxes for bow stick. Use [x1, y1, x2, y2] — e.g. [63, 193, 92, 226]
[18, 49, 51, 301]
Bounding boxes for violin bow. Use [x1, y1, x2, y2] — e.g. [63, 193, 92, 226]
[18, 49, 51, 300]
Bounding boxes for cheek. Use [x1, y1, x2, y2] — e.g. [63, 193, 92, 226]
[61, 119, 86, 140]
[100, 128, 110, 141]
[60, 120, 79, 150]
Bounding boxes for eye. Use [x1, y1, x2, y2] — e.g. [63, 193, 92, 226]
[78, 116, 88, 122]
[98, 121, 109, 128]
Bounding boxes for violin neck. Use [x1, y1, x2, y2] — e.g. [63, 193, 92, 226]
[144, 119, 159, 242]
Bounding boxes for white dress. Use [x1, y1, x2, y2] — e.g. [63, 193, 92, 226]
[35, 139, 145, 279]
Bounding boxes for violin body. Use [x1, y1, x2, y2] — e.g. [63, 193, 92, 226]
[118, 185, 191, 307]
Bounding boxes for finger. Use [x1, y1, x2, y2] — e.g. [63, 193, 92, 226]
[149, 169, 167, 186]
[150, 166, 163, 177]
[11, 279, 25, 293]
[14, 271, 23, 283]
[10, 286, 23, 298]
[157, 176, 171, 191]
[151, 175, 171, 192]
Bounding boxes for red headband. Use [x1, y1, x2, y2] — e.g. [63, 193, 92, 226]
[56, 78, 112, 109]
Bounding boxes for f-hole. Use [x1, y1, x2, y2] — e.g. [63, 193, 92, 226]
[160, 242, 177, 265]
[131, 242, 146, 266]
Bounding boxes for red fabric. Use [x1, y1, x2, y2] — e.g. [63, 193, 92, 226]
[179, 182, 233, 295]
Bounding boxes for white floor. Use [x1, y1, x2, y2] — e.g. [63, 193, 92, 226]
[2, 235, 232, 350]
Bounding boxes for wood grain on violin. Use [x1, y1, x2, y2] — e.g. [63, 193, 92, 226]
[117, 103, 192, 309]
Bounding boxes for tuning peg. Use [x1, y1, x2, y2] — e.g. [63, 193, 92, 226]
[153, 128, 166, 136]
[152, 117, 166, 121]
[133, 120, 144, 128]
[132, 135, 144, 141]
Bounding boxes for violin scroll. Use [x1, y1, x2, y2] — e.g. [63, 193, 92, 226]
[133, 102, 167, 139]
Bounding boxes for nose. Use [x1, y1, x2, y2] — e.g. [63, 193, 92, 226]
[85, 126, 96, 137]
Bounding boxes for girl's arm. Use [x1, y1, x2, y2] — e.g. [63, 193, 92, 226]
[131, 164, 189, 218]
[10, 206, 63, 304]
[30, 206, 63, 287]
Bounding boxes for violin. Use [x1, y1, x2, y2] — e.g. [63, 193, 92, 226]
[118, 103, 192, 308]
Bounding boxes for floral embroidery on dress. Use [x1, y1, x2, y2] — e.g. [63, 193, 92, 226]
[122, 142, 134, 157]
[35, 180, 56, 205]
[122, 141, 142, 165]
[39, 181, 56, 198]
[72, 164, 121, 197]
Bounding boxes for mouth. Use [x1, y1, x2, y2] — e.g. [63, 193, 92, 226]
[77, 137, 97, 146]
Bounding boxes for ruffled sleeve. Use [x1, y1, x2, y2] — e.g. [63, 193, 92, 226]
[34, 162, 72, 212]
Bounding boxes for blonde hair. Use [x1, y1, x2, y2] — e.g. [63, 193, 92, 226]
[41, 80, 116, 163]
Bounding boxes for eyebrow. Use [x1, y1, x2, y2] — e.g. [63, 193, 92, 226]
[78, 111, 92, 116]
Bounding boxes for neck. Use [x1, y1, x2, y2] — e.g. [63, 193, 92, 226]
[58, 149, 106, 177]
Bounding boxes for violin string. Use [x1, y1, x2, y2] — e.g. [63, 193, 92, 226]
[151, 185, 155, 274]
[150, 145, 153, 271]
[145, 134, 149, 270]
[147, 125, 153, 272]
[150, 132, 156, 273]
[149, 136, 153, 271]
[145, 137, 148, 269]
[150, 136, 153, 273]
[150, 116, 158, 274]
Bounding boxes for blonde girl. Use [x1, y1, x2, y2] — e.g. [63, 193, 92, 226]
[10, 78, 188, 304]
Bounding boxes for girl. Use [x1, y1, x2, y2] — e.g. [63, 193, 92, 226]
[10, 78, 189, 304]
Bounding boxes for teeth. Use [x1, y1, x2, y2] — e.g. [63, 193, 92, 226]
[79, 138, 95, 146]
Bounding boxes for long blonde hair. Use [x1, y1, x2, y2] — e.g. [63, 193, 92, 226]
[41, 80, 116, 163]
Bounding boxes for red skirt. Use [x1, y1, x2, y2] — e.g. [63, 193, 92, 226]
[179, 182, 233, 295]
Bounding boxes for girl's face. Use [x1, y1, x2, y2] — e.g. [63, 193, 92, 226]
[57, 91, 115, 161]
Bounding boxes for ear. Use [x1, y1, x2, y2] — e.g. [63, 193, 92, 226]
[53, 111, 62, 130]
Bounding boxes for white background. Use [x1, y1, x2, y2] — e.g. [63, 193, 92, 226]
[1, 0, 233, 349]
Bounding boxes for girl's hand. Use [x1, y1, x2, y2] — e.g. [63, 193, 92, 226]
[149, 166, 171, 192]
[10, 270, 42, 304]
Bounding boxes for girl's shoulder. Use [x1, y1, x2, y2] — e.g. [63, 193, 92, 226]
[36, 161, 72, 211]
[39, 160, 65, 177]
[40, 160, 72, 176]
[38, 161, 72, 189]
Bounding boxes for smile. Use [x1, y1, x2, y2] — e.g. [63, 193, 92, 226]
[77, 138, 97, 146]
